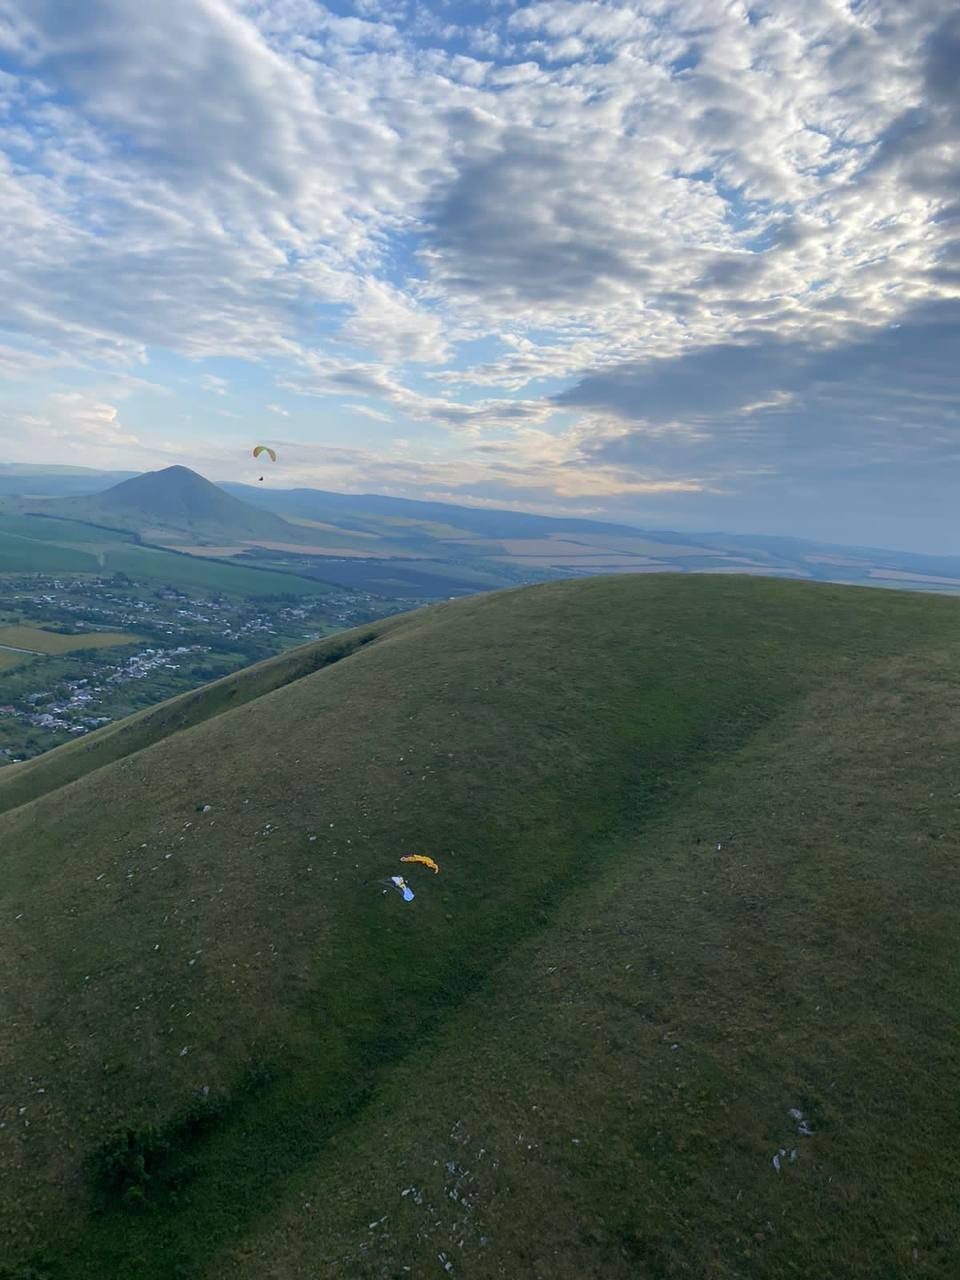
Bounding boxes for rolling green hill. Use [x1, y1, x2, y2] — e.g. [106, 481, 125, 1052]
[1, 575, 959, 1279]
[32, 466, 301, 546]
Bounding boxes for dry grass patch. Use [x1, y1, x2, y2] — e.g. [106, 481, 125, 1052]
[0, 625, 139, 654]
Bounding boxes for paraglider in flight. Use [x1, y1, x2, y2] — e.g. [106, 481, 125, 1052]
[252, 444, 277, 482]
[400, 854, 440, 875]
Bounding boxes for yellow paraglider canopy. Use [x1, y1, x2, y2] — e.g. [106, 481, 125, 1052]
[252, 445, 278, 462]
[400, 854, 440, 875]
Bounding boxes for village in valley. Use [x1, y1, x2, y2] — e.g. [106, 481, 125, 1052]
[0, 571, 419, 763]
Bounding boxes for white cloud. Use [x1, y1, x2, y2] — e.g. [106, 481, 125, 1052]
[339, 278, 450, 364]
[233, 422, 707, 504]
[284, 352, 556, 432]
[0, 0, 956, 529]
[4, 0, 951, 373]
[344, 402, 393, 422]
[2, 390, 144, 469]
[0, 343, 68, 378]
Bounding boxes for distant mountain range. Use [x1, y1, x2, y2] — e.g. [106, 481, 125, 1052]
[218, 480, 646, 538]
[3, 463, 960, 596]
[0, 463, 137, 498]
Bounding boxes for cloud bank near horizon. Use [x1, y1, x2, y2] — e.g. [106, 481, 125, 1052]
[0, 0, 957, 550]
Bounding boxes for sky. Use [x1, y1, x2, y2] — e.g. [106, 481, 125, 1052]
[0, 0, 957, 552]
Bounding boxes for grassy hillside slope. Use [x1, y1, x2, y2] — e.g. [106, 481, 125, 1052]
[224, 643, 960, 1280]
[0, 624, 392, 816]
[1, 575, 959, 1279]
[44, 466, 298, 545]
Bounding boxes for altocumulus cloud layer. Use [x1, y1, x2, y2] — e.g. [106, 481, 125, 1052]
[0, 0, 957, 549]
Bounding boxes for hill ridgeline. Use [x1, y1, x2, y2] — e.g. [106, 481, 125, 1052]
[31, 465, 298, 543]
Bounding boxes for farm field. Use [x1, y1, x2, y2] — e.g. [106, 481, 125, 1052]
[0, 509, 333, 598]
[0, 530, 99, 573]
[72, 544, 329, 597]
[0, 625, 139, 655]
[0, 514, 136, 545]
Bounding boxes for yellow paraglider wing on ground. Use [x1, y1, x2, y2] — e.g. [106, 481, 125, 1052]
[400, 854, 440, 874]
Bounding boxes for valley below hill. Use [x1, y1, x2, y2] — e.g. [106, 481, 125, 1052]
[8, 464, 960, 602]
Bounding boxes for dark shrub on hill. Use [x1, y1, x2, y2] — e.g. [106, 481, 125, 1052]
[91, 1125, 170, 1209]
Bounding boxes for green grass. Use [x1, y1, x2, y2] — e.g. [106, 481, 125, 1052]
[0, 513, 137, 545]
[1, 576, 959, 1278]
[0, 650, 25, 671]
[0, 627, 387, 815]
[0, 527, 330, 597]
[100, 546, 329, 596]
[0, 530, 98, 573]
[221, 644, 960, 1280]
[0, 508, 330, 596]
